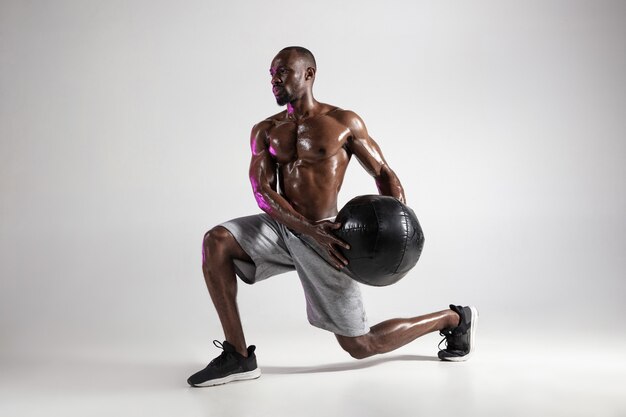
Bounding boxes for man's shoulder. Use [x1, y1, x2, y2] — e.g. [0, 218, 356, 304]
[326, 105, 360, 124]
[250, 112, 284, 139]
[324, 106, 364, 128]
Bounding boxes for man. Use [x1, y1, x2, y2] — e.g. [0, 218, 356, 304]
[187, 46, 478, 387]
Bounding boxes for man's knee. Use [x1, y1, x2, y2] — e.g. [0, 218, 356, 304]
[336, 333, 377, 360]
[202, 226, 232, 264]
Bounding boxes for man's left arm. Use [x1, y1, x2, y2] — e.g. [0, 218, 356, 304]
[342, 111, 406, 204]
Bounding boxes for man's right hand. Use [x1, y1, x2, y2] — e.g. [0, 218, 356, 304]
[307, 221, 351, 270]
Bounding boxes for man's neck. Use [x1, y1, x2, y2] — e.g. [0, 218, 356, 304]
[286, 94, 319, 121]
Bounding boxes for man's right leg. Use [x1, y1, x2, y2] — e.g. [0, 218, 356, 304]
[201, 225, 252, 357]
[187, 226, 260, 387]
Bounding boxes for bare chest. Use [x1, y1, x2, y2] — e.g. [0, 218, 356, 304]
[267, 116, 351, 164]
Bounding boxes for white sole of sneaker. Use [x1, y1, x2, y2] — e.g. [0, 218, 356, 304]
[444, 306, 479, 362]
[191, 368, 262, 387]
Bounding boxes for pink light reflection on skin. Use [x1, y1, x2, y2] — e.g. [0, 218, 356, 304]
[269, 146, 277, 157]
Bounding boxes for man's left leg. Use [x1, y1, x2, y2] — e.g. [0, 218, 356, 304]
[336, 305, 477, 361]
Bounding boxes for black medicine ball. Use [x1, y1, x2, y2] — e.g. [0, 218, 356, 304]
[334, 195, 425, 286]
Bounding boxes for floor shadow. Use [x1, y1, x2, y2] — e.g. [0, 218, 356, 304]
[261, 354, 438, 375]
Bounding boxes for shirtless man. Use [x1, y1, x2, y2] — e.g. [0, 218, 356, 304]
[187, 47, 478, 387]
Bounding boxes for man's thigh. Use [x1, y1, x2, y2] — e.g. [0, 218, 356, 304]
[219, 213, 296, 284]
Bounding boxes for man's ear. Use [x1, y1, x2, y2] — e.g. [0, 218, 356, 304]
[305, 67, 316, 81]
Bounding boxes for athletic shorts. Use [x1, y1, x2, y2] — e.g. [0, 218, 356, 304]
[219, 213, 370, 337]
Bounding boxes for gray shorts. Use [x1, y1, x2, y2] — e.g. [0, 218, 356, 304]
[220, 213, 370, 337]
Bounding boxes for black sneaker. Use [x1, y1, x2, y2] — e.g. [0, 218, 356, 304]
[438, 305, 478, 361]
[187, 340, 261, 387]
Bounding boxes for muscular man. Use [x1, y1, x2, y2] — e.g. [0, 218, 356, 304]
[187, 46, 478, 387]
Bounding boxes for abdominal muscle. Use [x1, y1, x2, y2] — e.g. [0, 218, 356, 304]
[279, 155, 349, 222]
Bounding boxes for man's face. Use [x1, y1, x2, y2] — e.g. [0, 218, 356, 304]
[269, 51, 306, 106]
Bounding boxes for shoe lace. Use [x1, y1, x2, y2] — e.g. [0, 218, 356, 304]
[438, 329, 450, 351]
[208, 340, 230, 367]
[438, 328, 462, 351]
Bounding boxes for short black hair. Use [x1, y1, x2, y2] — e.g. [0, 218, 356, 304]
[279, 46, 317, 70]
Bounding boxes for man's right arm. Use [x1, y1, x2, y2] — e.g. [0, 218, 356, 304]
[248, 121, 349, 269]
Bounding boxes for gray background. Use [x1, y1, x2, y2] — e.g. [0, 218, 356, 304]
[1, 0, 625, 381]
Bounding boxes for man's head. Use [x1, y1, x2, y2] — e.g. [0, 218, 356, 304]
[270, 46, 317, 106]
